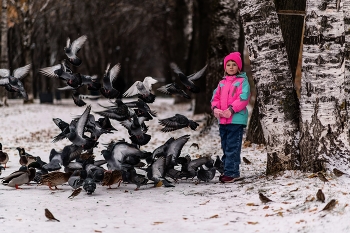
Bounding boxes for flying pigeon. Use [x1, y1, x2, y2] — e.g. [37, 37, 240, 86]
[170, 62, 207, 93]
[0, 64, 31, 99]
[100, 63, 120, 99]
[64, 35, 87, 66]
[123, 76, 158, 103]
[159, 114, 199, 132]
[157, 82, 190, 99]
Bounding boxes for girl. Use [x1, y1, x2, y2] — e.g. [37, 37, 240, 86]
[211, 52, 250, 183]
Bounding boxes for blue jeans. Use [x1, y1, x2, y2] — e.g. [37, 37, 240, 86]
[219, 124, 244, 178]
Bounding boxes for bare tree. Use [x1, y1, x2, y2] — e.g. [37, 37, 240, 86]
[238, 0, 300, 174]
[299, 0, 350, 172]
[0, 0, 8, 105]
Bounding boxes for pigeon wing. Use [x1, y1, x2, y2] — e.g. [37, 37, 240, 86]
[188, 64, 207, 81]
[0, 77, 9, 85]
[0, 69, 10, 78]
[109, 63, 121, 83]
[71, 35, 87, 55]
[123, 81, 141, 97]
[143, 76, 158, 90]
[39, 64, 62, 78]
[13, 64, 31, 80]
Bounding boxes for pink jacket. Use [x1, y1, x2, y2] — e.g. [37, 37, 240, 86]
[211, 72, 250, 125]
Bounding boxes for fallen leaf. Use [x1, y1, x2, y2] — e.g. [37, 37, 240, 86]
[155, 181, 163, 187]
[247, 221, 258, 225]
[200, 200, 210, 205]
[282, 202, 291, 204]
[246, 203, 258, 206]
[308, 174, 317, 178]
[289, 188, 298, 193]
[265, 214, 274, 217]
[183, 218, 188, 220]
[94, 230, 102, 233]
[263, 206, 269, 209]
[152, 222, 164, 225]
[308, 208, 318, 212]
[209, 214, 219, 219]
[277, 212, 283, 217]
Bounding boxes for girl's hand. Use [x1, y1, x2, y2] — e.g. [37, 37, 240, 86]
[222, 109, 232, 118]
[213, 108, 223, 118]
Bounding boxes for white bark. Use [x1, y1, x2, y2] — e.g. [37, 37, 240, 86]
[300, 0, 349, 171]
[238, 0, 300, 174]
[0, 0, 8, 103]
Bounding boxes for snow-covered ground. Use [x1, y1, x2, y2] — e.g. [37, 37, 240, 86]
[0, 97, 349, 233]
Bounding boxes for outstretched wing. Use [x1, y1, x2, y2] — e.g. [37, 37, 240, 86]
[71, 35, 87, 55]
[188, 64, 207, 81]
[123, 81, 141, 97]
[13, 64, 32, 80]
[143, 76, 158, 91]
[109, 63, 121, 83]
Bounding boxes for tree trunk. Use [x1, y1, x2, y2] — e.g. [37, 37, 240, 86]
[0, 0, 8, 105]
[299, 0, 350, 172]
[206, 0, 243, 114]
[246, 98, 266, 144]
[238, 0, 300, 174]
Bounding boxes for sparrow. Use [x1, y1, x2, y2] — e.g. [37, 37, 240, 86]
[321, 199, 337, 211]
[259, 192, 273, 204]
[68, 187, 82, 199]
[0, 64, 31, 99]
[45, 208, 60, 222]
[159, 114, 199, 132]
[316, 189, 325, 203]
[0, 143, 9, 168]
[170, 62, 207, 93]
[333, 168, 347, 177]
[64, 35, 87, 66]
[317, 172, 329, 183]
[243, 157, 252, 165]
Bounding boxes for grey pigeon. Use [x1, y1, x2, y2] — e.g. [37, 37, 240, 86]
[123, 76, 158, 103]
[100, 63, 120, 99]
[164, 134, 190, 168]
[146, 156, 174, 187]
[95, 99, 133, 121]
[0, 64, 31, 99]
[157, 82, 190, 99]
[82, 178, 97, 195]
[170, 62, 207, 93]
[120, 115, 151, 146]
[68, 170, 87, 189]
[159, 114, 199, 132]
[64, 35, 87, 66]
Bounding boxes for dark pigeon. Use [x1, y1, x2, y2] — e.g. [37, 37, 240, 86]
[100, 63, 120, 99]
[157, 82, 191, 99]
[159, 114, 199, 132]
[0, 64, 31, 100]
[64, 35, 87, 67]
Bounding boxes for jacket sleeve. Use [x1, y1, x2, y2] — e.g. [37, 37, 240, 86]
[230, 78, 250, 113]
[211, 83, 221, 110]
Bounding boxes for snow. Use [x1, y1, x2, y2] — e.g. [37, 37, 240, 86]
[0, 97, 350, 233]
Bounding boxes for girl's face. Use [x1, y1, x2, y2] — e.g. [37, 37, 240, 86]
[225, 60, 239, 75]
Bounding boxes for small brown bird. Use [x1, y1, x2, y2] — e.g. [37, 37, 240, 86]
[317, 172, 329, 183]
[68, 187, 82, 199]
[40, 171, 73, 190]
[321, 199, 337, 211]
[333, 168, 347, 177]
[0, 143, 9, 168]
[101, 170, 123, 188]
[259, 192, 273, 204]
[45, 208, 60, 222]
[316, 189, 325, 203]
[243, 157, 252, 165]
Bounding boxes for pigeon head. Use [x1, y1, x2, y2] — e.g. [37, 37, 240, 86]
[83, 178, 96, 195]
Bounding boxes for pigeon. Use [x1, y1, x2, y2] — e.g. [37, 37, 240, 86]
[123, 76, 158, 103]
[164, 134, 190, 168]
[2, 167, 36, 189]
[45, 208, 60, 222]
[124, 98, 157, 117]
[39, 61, 83, 89]
[170, 62, 207, 93]
[0, 143, 9, 168]
[40, 171, 73, 190]
[71, 90, 100, 107]
[147, 156, 174, 188]
[64, 35, 87, 66]
[120, 114, 151, 146]
[259, 193, 273, 204]
[0, 64, 31, 99]
[152, 137, 175, 159]
[213, 156, 224, 174]
[122, 168, 149, 190]
[85, 163, 105, 182]
[178, 156, 213, 179]
[100, 63, 120, 99]
[0, 165, 5, 175]
[96, 117, 117, 132]
[68, 170, 87, 189]
[197, 164, 217, 182]
[95, 99, 133, 121]
[68, 187, 83, 199]
[57, 74, 101, 91]
[42, 149, 66, 171]
[316, 189, 325, 203]
[159, 114, 199, 132]
[82, 114, 112, 140]
[82, 178, 97, 195]
[157, 82, 190, 99]
[101, 140, 151, 172]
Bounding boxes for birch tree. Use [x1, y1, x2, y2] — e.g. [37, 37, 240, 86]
[238, 0, 300, 174]
[299, 0, 350, 172]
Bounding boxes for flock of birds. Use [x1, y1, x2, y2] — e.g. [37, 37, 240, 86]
[0, 35, 225, 199]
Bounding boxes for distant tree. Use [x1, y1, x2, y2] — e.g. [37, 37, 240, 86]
[0, 0, 8, 105]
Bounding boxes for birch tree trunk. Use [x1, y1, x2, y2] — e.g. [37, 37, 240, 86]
[0, 0, 8, 105]
[238, 0, 300, 174]
[300, 0, 350, 172]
